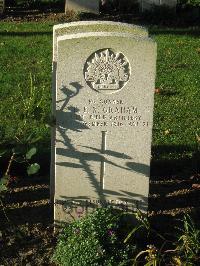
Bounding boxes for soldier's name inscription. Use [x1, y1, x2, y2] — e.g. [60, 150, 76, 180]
[69, 99, 149, 128]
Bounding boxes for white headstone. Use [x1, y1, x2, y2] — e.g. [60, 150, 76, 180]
[52, 22, 157, 224]
[65, 0, 99, 13]
[139, 0, 177, 12]
[51, 21, 148, 203]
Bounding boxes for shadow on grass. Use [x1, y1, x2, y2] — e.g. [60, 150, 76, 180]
[0, 174, 53, 230]
[1, 28, 200, 37]
[148, 144, 200, 231]
[0, 142, 199, 229]
[0, 31, 52, 36]
[151, 144, 199, 177]
[150, 28, 200, 37]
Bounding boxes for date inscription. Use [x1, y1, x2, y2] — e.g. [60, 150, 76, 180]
[71, 99, 149, 128]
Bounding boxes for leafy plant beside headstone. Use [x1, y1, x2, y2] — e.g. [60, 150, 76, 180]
[176, 215, 200, 264]
[0, 143, 40, 227]
[53, 208, 200, 265]
[0, 145, 40, 195]
[52, 207, 136, 266]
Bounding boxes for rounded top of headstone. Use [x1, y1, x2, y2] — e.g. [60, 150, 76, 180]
[53, 21, 148, 37]
[53, 21, 149, 62]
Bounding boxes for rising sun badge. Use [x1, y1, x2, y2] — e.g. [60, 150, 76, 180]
[84, 49, 130, 94]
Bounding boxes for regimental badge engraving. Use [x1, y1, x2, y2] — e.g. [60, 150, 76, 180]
[84, 49, 130, 94]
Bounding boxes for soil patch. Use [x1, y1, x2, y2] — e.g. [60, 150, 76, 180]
[0, 175, 57, 265]
[0, 169, 199, 265]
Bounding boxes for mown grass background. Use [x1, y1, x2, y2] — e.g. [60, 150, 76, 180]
[0, 23, 52, 151]
[0, 22, 199, 163]
[152, 28, 200, 163]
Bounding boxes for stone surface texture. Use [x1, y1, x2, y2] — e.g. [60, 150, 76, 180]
[53, 21, 148, 61]
[51, 21, 148, 204]
[65, 0, 99, 13]
[52, 22, 157, 223]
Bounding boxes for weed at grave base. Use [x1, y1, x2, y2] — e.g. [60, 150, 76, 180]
[52, 208, 200, 266]
[0, 140, 40, 227]
[175, 214, 200, 265]
[52, 207, 137, 266]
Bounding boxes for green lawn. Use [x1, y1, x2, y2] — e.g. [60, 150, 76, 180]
[0, 23, 53, 148]
[0, 22, 199, 162]
[151, 28, 200, 161]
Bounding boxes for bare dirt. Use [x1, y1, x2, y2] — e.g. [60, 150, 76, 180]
[0, 175, 57, 265]
[0, 167, 199, 265]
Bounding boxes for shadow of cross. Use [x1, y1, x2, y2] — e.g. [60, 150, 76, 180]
[56, 82, 149, 203]
[98, 131, 134, 191]
[82, 138, 133, 192]
[56, 82, 108, 202]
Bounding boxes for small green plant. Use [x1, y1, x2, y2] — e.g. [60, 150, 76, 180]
[134, 245, 159, 266]
[15, 73, 48, 141]
[175, 215, 200, 264]
[124, 210, 150, 244]
[0, 144, 40, 223]
[124, 210, 184, 265]
[52, 207, 136, 266]
[0, 72, 51, 146]
[0, 146, 40, 195]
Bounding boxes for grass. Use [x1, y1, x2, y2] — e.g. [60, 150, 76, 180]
[0, 22, 53, 148]
[151, 28, 200, 161]
[0, 22, 199, 163]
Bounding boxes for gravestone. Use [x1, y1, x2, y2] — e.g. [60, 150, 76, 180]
[0, 0, 5, 14]
[65, 0, 99, 14]
[53, 21, 148, 61]
[139, 0, 177, 12]
[51, 21, 148, 201]
[52, 21, 157, 224]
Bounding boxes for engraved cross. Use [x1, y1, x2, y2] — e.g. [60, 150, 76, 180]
[100, 131, 107, 191]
